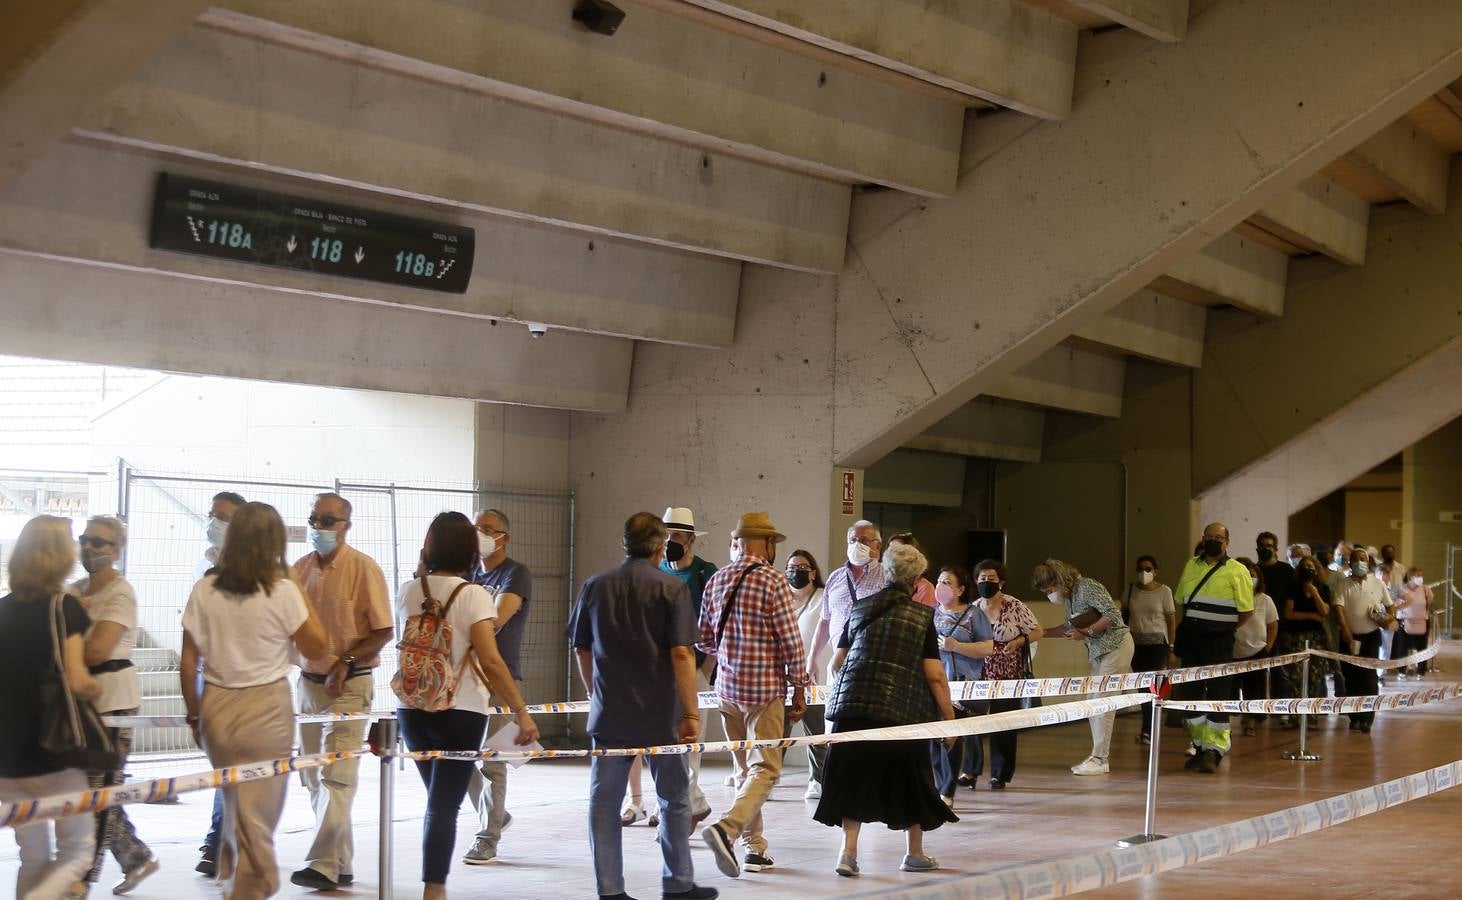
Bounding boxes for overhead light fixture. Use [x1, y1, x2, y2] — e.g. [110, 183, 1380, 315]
[571, 0, 625, 36]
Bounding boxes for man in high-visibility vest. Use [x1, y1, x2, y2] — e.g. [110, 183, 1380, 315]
[1173, 523, 1254, 773]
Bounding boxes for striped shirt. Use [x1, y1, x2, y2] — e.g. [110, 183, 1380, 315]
[1174, 556, 1254, 631]
[696, 553, 810, 706]
[821, 562, 887, 646]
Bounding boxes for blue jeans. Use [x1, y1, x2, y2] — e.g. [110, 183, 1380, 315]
[589, 751, 694, 896]
[397, 708, 489, 885]
[204, 790, 222, 849]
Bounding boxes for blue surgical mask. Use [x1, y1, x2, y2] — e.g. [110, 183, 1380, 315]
[1353, 561, 1369, 576]
[205, 517, 228, 548]
[309, 527, 339, 556]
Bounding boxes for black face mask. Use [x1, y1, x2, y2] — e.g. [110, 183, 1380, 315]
[664, 541, 685, 564]
[1258, 547, 1276, 562]
[976, 581, 1000, 600]
[1203, 539, 1224, 559]
[1298, 568, 1315, 583]
[787, 569, 811, 590]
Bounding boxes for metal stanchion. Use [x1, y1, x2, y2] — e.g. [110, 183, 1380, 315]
[377, 717, 398, 900]
[1282, 640, 1322, 762]
[1117, 676, 1168, 848]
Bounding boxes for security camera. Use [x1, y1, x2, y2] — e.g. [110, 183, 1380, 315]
[527, 322, 548, 338]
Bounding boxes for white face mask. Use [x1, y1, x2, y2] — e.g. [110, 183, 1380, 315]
[478, 531, 497, 559]
[1287, 557, 1300, 568]
[1251, 576, 1260, 590]
[1046, 590, 1063, 604]
[205, 517, 228, 548]
[847, 542, 874, 567]
[1410, 576, 1424, 586]
[1138, 571, 1154, 585]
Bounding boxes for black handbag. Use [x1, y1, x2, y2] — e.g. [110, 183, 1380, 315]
[39, 593, 121, 773]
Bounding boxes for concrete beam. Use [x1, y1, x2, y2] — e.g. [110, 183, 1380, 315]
[1345, 117, 1452, 214]
[1151, 230, 1288, 317]
[1249, 175, 1370, 267]
[833, 0, 1462, 468]
[0, 250, 633, 413]
[79, 25, 848, 275]
[1074, 290, 1205, 368]
[905, 400, 1045, 462]
[865, 449, 967, 507]
[1068, 0, 1189, 42]
[0, 0, 209, 193]
[669, 0, 1077, 118]
[210, 0, 966, 197]
[987, 344, 1125, 417]
[0, 141, 743, 348]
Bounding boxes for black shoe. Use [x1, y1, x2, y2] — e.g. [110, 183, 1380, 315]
[989, 779, 1006, 790]
[664, 886, 719, 900]
[196, 845, 217, 877]
[956, 774, 975, 789]
[1359, 721, 1372, 734]
[339, 874, 353, 885]
[700, 823, 740, 878]
[1349, 719, 1361, 731]
[290, 867, 340, 891]
[1184, 750, 1202, 770]
[1197, 750, 1219, 774]
[743, 851, 774, 872]
[601, 894, 637, 900]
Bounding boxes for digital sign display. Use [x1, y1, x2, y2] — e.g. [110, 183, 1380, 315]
[148, 174, 474, 294]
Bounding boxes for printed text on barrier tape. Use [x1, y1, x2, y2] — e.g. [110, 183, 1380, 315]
[1166, 680, 1462, 715]
[100, 643, 1441, 729]
[857, 757, 1462, 900]
[11, 694, 1149, 828]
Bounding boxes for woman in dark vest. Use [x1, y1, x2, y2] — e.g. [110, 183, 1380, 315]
[813, 541, 958, 877]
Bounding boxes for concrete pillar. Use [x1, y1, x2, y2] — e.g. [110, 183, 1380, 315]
[1403, 418, 1462, 582]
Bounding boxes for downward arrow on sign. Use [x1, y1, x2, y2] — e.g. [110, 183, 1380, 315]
[354, 247, 365, 263]
[286, 235, 297, 253]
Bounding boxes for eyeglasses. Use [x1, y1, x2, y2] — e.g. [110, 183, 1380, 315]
[479, 527, 508, 538]
[79, 536, 115, 549]
[308, 514, 349, 529]
[786, 565, 812, 573]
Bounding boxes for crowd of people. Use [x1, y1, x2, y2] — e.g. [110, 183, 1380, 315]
[0, 496, 1441, 899]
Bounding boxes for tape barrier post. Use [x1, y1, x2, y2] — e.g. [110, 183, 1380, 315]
[1118, 675, 1169, 848]
[1282, 640, 1322, 762]
[377, 716, 398, 900]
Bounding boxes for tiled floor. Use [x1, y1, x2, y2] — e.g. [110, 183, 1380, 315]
[6, 648, 1462, 899]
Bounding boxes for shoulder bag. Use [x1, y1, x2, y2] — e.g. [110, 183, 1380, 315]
[40, 593, 121, 773]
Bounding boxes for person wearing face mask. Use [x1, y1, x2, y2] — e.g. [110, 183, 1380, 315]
[1274, 555, 1333, 726]
[70, 516, 157, 898]
[1332, 547, 1394, 734]
[1392, 566, 1434, 677]
[888, 534, 937, 607]
[1256, 532, 1296, 641]
[697, 513, 809, 878]
[1286, 544, 1309, 569]
[805, 521, 885, 699]
[785, 550, 831, 800]
[964, 560, 1042, 789]
[464, 509, 535, 864]
[288, 492, 393, 891]
[1122, 555, 1175, 746]
[929, 565, 994, 805]
[1171, 524, 1254, 774]
[1031, 559, 1131, 776]
[195, 490, 244, 878]
[1375, 544, 1404, 667]
[1231, 558, 1279, 738]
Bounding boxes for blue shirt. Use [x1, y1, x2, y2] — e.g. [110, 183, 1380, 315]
[569, 558, 697, 748]
[473, 557, 532, 682]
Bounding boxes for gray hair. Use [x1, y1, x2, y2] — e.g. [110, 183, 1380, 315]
[623, 512, 666, 559]
[882, 541, 927, 592]
[314, 492, 353, 519]
[477, 508, 510, 531]
[848, 519, 882, 542]
[87, 515, 127, 550]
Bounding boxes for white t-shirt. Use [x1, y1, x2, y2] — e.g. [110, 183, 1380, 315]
[70, 576, 141, 713]
[794, 588, 831, 681]
[395, 575, 497, 715]
[1332, 576, 1389, 637]
[1233, 592, 1279, 658]
[182, 575, 310, 688]
[1125, 583, 1175, 641]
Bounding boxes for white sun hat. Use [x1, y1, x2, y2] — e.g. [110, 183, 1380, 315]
[662, 507, 708, 536]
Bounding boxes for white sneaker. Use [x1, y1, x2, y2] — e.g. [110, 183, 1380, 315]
[804, 780, 822, 800]
[1071, 757, 1109, 776]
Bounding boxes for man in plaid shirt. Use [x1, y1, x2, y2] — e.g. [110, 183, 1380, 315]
[697, 512, 808, 879]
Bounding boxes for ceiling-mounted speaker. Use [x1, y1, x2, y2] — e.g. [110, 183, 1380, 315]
[572, 0, 626, 36]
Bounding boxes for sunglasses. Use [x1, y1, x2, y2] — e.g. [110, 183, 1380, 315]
[79, 536, 116, 549]
[308, 514, 348, 528]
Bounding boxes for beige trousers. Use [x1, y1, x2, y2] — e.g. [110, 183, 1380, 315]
[297, 673, 371, 881]
[202, 679, 294, 900]
[714, 699, 784, 854]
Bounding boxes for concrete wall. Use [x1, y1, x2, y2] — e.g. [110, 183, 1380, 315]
[1403, 417, 1462, 580]
[1344, 490, 1402, 549]
[1288, 491, 1345, 555]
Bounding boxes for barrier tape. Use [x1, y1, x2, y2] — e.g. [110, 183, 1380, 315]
[397, 693, 1154, 763]
[9, 693, 1148, 828]
[0, 748, 370, 829]
[859, 757, 1462, 899]
[97, 642, 1445, 729]
[1166, 680, 1462, 715]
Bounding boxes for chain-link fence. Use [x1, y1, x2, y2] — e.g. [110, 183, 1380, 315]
[1, 462, 575, 755]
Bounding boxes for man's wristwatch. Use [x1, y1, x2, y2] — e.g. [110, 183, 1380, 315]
[337, 653, 357, 670]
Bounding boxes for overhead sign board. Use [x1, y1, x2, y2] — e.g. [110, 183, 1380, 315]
[148, 173, 474, 293]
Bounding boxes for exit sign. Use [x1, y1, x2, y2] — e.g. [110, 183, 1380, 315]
[1440, 511, 1462, 523]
